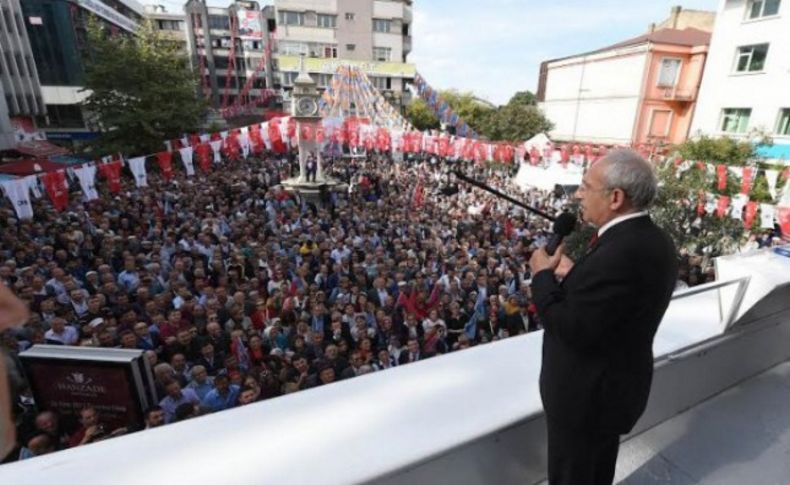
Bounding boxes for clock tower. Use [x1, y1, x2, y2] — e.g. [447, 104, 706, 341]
[290, 54, 323, 182]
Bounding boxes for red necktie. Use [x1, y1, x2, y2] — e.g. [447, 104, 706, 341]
[588, 232, 599, 249]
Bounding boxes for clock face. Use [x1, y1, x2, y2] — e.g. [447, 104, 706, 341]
[296, 97, 318, 117]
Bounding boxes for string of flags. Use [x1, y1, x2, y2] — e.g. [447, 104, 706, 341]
[412, 72, 477, 138]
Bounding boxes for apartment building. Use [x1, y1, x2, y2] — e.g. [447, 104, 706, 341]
[145, 4, 188, 53]
[0, 0, 46, 151]
[184, 0, 276, 112]
[537, 6, 714, 146]
[690, 0, 790, 160]
[269, 0, 415, 111]
[20, 0, 144, 145]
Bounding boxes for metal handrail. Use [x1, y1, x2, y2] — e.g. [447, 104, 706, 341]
[657, 277, 751, 364]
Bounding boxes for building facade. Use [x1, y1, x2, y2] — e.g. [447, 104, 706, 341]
[270, 0, 415, 111]
[145, 4, 188, 53]
[184, 0, 275, 113]
[537, 7, 712, 147]
[1, 0, 46, 150]
[690, 0, 790, 160]
[20, 0, 144, 145]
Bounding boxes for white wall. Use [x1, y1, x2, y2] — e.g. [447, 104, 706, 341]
[690, 0, 790, 143]
[540, 46, 647, 143]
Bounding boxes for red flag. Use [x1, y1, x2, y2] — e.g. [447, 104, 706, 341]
[529, 146, 540, 165]
[716, 196, 730, 218]
[778, 206, 790, 240]
[560, 145, 570, 163]
[316, 126, 326, 144]
[156, 151, 174, 180]
[504, 218, 514, 239]
[744, 201, 758, 229]
[696, 192, 706, 216]
[98, 160, 122, 193]
[741, 167, 753, 195]
[189, 134, 201, 146]
[41, 171, 69, 211]
[300, 124, 313, 142]
[716, 165, 727, 191]
[196, 143, 212, 172]
[268, 120, 286, 153]
[287, 118, 297, 139]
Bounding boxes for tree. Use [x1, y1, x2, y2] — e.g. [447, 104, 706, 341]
[404, 98, 439, 131]
[483, 103, 554, 142]
[675, 135, 755, 166]
[81, 19, 206, 157]
[507, 91, 537, 107]
[651, 163, 746, 257]
[404, 89, 552, 142]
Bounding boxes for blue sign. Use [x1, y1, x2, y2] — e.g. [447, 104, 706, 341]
[773, 246, 790, 259]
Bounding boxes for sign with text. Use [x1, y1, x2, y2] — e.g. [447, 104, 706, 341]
[76, 0, 138, 33]
[20, 346, 155, 432]
[236, 10, 264, 40]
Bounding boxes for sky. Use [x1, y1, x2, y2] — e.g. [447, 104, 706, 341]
[151, 0, 719, 105]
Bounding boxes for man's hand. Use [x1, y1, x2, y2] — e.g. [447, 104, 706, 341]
[529, 244, 565, 276]
[555, 255, 575, 280]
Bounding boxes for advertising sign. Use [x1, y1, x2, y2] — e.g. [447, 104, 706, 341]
[237, 10, 264, 40]
[20, 346, 155, 432]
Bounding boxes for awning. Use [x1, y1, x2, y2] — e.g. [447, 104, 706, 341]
[13, 140, 70, 158]
[756, 143, 790, 163]
[0, 159, 68, 176]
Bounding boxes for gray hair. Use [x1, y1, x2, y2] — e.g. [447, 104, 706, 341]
[599, 149, 658, 210]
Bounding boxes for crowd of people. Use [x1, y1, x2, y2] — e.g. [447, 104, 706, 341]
[0, 147, 771, 461]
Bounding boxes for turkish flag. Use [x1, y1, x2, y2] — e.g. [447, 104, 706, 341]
[529, 147, 540, 165]
[300, 124, 314, 142]
[268, 120, 286, 153]
[744, 201, 758, 229]
[41, 170, 69, 211]
[778, 206, 790, 239]
[196, 143, 212, 171]
[156, 151, 174, 180]
[98, 160, 122, 193]
[717, 165, 727, 191]
[741, 167, 753, 195]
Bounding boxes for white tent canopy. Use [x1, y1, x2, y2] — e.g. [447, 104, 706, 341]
[524, 133, 552, 151]
[512, 163, 583, 192]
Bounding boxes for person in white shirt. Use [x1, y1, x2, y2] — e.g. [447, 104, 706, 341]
[44, 318, 79, 346]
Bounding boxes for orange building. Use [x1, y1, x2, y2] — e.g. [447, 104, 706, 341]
[538, 7, 712, 147]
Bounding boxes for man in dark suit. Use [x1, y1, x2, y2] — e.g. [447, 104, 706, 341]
[529, 149, 677, 485]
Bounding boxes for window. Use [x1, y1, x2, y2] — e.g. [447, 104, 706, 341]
[747, 0, 781, 19]
[346, 44, 356, 51]
[279, 41, 308, 56]
[370, 76, 392, 91]
[322, 45, 338, 58]
[282, 72, 299, 86]
[316, 74, 332, 87]
[208, 15, 230, 30]
[317, 14, 336, 28]
[157, 20, 183, 31]
[648, 110, 672, 138]
[720, 108, 752, 133]
[735, 44, 769, 72]
[373, 19, 391, 33]
[373, 47, 392, 62]
[278, 11, 304, 26]
[777, 109, 790, 136]
[657, 58, 681, 87]
[345, 13, 355, 20]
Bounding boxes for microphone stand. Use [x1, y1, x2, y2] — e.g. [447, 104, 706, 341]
[452, 171, 557, 222]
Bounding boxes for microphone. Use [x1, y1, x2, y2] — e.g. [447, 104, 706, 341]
[546, 212, 577, 256]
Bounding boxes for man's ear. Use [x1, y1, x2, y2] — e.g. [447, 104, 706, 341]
[609, 188, 627, 212]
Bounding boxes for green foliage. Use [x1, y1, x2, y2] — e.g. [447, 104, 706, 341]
[652, 164, 745, 257]
[81, 19, 206, 157]
[675, 135, 755, 166]
[404, 89, 552, 142]
[507, 91, 537, 107]
[404, 98, 440, 131]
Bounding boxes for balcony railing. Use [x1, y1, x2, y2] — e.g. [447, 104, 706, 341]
[661, 86, 697, 102]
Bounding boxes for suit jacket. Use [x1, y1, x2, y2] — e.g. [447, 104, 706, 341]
[531, 216, 677, 434]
